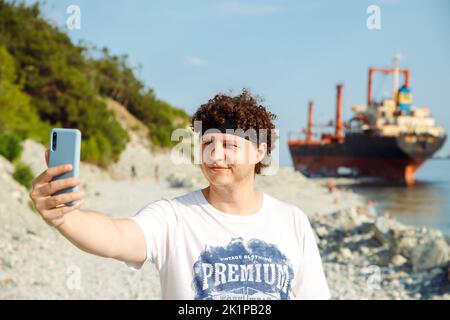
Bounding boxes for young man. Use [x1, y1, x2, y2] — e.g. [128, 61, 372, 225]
[29, 90, 331, 300]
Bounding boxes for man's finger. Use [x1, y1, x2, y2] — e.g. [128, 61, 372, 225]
[43, 190, 85, 209]
[37, 177, 80, 197]
[42, 200, 83, 221]
[32, 164, 73, 186]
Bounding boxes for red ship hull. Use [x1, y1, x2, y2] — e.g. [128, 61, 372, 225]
[288, 133, 446, 185]
[289, 154, 423, 185]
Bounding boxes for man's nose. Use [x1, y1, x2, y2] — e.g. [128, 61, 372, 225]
[210, 141, 226, 162]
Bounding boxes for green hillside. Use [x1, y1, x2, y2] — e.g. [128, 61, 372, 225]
[0, 1, 190, 167]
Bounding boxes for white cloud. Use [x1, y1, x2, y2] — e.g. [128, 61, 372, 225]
[185, 56, 207, 66]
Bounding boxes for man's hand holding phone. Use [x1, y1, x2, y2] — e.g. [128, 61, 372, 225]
[29, 149, 85, 227]
[27, 128, 146, 264]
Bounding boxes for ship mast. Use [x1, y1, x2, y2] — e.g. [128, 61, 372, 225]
[393, 52, 403, 104]
[306, 100, 314, 141]
[335, 83, 344, 142]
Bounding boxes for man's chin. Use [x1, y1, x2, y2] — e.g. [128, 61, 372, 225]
[207, 175, 234, 186]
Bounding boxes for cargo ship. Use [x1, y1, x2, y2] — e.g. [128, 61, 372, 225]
[288, 58, 447, 185]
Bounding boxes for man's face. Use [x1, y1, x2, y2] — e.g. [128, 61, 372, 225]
[199, 132, 266, 186]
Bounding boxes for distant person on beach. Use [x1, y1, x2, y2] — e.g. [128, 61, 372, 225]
[327, 180, 336, 193]
[154, 164, 160, 183]
[131, 165, 137, 180]
[29, 89, 330, 300]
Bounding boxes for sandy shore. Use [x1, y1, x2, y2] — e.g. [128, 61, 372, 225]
[0, 136, 448, 299]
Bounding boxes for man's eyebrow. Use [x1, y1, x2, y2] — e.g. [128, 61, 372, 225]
[201, 136, 240, 144]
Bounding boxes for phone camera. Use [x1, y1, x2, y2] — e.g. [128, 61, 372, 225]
[52, 132, 57, 151]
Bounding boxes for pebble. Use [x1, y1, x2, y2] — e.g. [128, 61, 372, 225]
[360, 246, 370, 255]
[392, 254, 408, 267]
[340, 247, 353, 259]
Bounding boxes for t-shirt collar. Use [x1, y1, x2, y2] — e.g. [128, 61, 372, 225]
[194, 189, 268, 223]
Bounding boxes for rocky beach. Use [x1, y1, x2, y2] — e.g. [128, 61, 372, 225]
[0, 102, 448, 300]
[0, 130, 448, 299]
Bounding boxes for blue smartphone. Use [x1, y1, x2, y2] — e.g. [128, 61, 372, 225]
[48, 128, 81, 206]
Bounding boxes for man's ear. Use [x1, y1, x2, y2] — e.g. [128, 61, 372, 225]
[256, 142, 267, 163]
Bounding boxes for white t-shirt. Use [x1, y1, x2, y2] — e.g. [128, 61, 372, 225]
[126, 189, 331, 300]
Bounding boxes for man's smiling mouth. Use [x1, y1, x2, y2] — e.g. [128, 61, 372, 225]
[208, 165, 230, 171]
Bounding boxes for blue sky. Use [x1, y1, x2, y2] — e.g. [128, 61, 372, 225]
[27, 0, 450, 166]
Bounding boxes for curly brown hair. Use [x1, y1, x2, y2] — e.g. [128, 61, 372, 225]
[191, 89, 277, 175]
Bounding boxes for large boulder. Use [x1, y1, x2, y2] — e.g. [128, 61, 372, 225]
[166, 172, 206, 189]
[166, 172, 193, 188]
[393, 235, 418, 259]
[411, 231, 449, 272]
[317, 206, 375, 233]
[373, 215, 402, 245]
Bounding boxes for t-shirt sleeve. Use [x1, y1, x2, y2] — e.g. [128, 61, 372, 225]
[292, 210, 331, 300]
[125, 198, 178, 271]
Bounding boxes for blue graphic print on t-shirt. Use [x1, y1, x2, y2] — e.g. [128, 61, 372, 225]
[192, 237, 294, 300]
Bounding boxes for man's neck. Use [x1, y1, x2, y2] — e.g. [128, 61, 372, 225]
[201, 182, 263, 216]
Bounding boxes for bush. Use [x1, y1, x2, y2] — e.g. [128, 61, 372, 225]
[0, 133, 23, 162]
[13, 161, 34, 190]
[0, 46, 50, 145]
